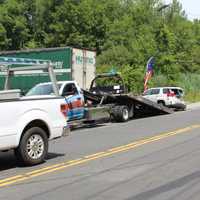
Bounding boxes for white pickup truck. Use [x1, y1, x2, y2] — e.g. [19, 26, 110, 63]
[0, 90, 68, 166]
[0, 58, 68, 166]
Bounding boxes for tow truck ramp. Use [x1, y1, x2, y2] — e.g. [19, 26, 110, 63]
[83, 90, 173, 117]
[114, 94, 173, 115]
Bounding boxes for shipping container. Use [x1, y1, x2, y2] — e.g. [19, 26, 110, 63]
[0, 47, 96, 92]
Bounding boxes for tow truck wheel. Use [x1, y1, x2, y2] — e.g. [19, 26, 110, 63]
[15, 127, 48, 166]
[112, 105, 129, 122]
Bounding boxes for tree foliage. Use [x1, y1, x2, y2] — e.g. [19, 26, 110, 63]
[0, 0, 199, 93]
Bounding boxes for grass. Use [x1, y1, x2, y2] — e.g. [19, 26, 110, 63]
[184, 92, 200, 103]
[178, 74, 200, 103]
[152, 73, 200, 103]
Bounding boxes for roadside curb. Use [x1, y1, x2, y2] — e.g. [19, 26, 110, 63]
[187, 102, 200, 110]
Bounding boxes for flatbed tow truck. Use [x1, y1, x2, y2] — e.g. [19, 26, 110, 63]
[82, 73, 173, 121]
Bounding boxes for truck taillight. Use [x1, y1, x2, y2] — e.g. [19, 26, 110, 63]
[167, 92, 175, 97]
[60, 104, 68, 117]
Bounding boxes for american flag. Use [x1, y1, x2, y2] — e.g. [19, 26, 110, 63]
[144, 57, 154, 91]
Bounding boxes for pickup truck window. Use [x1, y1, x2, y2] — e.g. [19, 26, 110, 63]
[26, 83, 62, 96]
[62, 83, 78, 96]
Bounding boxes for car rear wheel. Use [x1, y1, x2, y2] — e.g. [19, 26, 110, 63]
[15, 127, 48, 166]
[158, 101, 165, 106]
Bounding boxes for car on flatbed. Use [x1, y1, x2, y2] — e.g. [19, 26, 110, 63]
[142, 87, 186, 110]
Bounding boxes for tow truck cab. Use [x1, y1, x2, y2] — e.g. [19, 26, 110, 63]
[26, 81, 85, 121]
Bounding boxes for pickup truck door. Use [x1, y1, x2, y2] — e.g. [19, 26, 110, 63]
[62, 83, 84, 120]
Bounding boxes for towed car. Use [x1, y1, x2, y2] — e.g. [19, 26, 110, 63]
[142, 87, 186, 110]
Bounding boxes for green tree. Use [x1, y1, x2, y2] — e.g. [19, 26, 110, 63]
[0, 0, 29, 50]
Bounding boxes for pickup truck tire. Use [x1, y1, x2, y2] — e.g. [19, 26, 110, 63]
[15, 127, 48, 166]
[112, 105, 129, 122]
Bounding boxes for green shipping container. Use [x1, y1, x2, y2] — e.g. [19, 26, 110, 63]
[0, 47, 96, 92]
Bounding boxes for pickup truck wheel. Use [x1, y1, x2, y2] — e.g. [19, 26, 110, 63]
[15, 127, 48, 166]
[112, 105, 129, 122]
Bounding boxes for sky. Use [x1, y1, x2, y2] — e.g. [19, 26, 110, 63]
[165, 0, 200, 20]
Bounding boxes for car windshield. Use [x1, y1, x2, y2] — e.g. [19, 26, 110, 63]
[26, 83, 62, 96]
[143, 89, 160, 95]
[143, 90, 151, 95]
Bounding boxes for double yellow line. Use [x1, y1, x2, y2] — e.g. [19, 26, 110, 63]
[0, 124, 200, 188]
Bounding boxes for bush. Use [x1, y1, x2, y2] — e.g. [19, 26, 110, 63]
[151, 73, 200, 102]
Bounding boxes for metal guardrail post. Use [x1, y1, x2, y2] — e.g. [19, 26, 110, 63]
[3, 66, 11, 90]
[48, 62, 59, 96]
[4, 70, 10, 90]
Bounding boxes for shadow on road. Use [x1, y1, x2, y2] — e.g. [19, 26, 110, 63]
[0, 151, 65, 171]
[46, 152, 65, 160]
[71, 123, 108, 132]
[0, 151, 17, 171]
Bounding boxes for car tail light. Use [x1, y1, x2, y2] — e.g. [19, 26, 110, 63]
[60, 104, 68, 117]
[167, 92, 175, 97]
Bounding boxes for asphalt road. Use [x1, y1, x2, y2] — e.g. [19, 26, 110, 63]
[1, 107, 200, 200]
